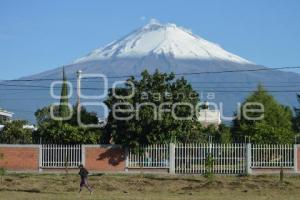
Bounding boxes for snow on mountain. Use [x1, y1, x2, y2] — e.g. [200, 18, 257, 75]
[74, 20, 252, 64]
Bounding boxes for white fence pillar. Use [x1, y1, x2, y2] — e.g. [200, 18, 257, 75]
[169, 143, 175, 174]
[38, 145, 43, 173]
[81, 145, 86, 166]
[294, 144, 298, 173]
[246, 143, 252, 174]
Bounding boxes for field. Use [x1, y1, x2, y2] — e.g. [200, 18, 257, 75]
[0, 173, 300, 200]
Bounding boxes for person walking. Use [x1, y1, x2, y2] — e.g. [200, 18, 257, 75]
[78, 164, 93, 194]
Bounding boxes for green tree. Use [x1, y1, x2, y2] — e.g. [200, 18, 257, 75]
[0, 120, 33, 144]
[59, 67, 70, 118]
[232, 85, 294, 144]
[104, 70, 203, 148]
[68, 104, 99, 126]
[35, 105, 55, 126]
[219, 125, 232, 144]
[35, 104, 99, 127]
[34, 105, 102, 144]
[200, 124, 232, 143]
[34, 67, 103, 144]
[293, 94, 300, 131]
[38, 122, 100, 144]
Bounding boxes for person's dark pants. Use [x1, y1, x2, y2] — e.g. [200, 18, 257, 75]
[79, 177, 92, 192]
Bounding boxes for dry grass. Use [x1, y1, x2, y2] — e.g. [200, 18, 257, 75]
[0, 173, 300, 200]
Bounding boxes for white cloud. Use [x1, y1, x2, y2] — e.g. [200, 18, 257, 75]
[140, 16, 146, 21]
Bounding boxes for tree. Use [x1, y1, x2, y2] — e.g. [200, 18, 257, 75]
[104, 70, 203, 148]
[59, 67, 70, 118]
[199, 124, 232, 144]
[35, 121, 101, 144]
[68, 104, 99, 126]
[34, 105, 103, 144]
[35, 105, 56, 126]
[219, 125, 232, 144]
[202, 124, 232, 143]
[34, 68, 103, 144]
[232, 85, 294, 144]
[35, 104, 99, 127]
[0, 120, 33, 144]
[293, 94, 300, 131]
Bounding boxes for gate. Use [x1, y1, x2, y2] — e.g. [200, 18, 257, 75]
[41, 144, 82, 168]
[175, 143, 247, 174]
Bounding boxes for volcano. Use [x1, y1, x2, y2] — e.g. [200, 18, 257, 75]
[1, 20, 300, 122]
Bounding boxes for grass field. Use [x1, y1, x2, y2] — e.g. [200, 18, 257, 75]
[0, 173, 300, 200]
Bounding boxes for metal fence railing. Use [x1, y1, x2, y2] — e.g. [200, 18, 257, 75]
[39, 143, 296, 172]
[41, 144, 82, 168]
[127, 144, 170, 168]
[251, 144, 294, 168]
[175, 143, 246, 174]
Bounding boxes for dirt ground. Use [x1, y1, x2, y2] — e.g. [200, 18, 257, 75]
[0, 173, 300, 200]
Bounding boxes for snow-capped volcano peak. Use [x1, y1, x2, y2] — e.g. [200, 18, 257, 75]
[74, 20, 252, 64]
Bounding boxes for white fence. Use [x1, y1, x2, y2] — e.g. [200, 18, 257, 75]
[38, 143, 296, 173]
[251, 144, 294, 168]
[127, 144, 170, 168]
[175, 143, 246, 174]
[126, 143, 296, 174]
[41, 144, 82, 168]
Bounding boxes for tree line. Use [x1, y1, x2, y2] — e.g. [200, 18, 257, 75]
[0, 69, 298, 146]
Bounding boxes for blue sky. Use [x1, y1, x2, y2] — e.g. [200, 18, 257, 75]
[0, 0, 300, 79]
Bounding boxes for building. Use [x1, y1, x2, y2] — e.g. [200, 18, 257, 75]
[0, 108, 13, 131]
[0, 108, 13, 123]
[0, 108, 36, 131]
[197, 103, 221, 127]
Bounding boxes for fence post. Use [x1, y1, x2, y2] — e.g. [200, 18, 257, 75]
[294, 144, 298, 173]
[246, 143, 252, 175]
[81, 145, 86, 166]
[38, 145, 43, 173]
[169, 143, 175, 174]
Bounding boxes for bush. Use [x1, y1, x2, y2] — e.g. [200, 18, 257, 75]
[0, 120, 32, 144]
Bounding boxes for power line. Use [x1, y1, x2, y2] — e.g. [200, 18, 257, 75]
[173, 66, 300, 75]
[0, 83, 105, 90]
[188, 81, 300, 84]
[0, 85, 300, 91]
[0, 80, 298, 92]
[1, 79, 300, 90]
[1, 66, 300, 82]
[0, 90, 300, 100]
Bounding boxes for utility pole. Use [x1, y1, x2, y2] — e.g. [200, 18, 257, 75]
[76, 70, 82, 113]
